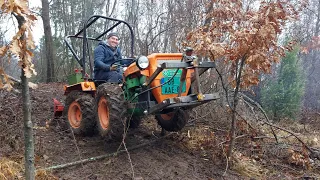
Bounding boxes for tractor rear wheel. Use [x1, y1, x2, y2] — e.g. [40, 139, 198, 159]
[64, 91, 95, 135]
[155, 108, 189, 132]
[95, 83, 125, 138]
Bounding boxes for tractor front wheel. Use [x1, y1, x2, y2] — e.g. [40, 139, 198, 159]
[95, 83, 125, 138]
[155, 108, 188, 132]
[64, 91, 95, 135]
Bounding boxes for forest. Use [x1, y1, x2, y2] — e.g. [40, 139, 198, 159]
[0, 0, 319, 179]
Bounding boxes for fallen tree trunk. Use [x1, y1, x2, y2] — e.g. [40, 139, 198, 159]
[7, 74, 38, 89]
[7, 74, 20, 83]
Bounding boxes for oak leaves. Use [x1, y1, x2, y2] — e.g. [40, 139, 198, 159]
[187, 0, 305, 88]
[0, 0, 37, 89]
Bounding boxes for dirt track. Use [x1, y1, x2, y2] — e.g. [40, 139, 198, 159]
[0, 83, 240, 179]
[38, 127, 233, 179]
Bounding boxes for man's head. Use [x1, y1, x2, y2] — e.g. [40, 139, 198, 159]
[106, 32, 119, 48]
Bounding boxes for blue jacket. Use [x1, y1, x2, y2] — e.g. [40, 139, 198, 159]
[93, 41, 122, 80]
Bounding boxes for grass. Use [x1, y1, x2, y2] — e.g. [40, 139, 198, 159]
[0, 158, 57, 179]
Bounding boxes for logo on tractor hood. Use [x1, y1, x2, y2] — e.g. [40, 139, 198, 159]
[162, 69, 183, 77]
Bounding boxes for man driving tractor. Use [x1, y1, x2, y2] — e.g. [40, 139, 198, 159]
[93, 32, 123, 83]
[60, 15, 220, 137]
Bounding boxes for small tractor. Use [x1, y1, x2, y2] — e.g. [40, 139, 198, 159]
[54, 15, 220, 137]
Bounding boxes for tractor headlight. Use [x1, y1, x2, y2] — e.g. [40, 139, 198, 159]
[136, 56, 149, 70]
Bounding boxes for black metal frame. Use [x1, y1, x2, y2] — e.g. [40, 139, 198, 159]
[64, 15, 220, 115]
[64, 15, 135, 79]
[127, 60, 220, 115]
[148, 93, 220, 114]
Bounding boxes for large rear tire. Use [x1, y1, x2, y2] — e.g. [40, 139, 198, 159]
[95, 83, 125, 138]
[64, 91, 95, 135]
[155, 108, 189, 132]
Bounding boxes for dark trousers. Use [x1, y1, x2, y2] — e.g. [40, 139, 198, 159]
[106, 71, 123, 83]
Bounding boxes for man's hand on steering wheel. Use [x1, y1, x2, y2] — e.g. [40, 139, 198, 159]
[109, 58, 135, 71]
[110, 64, 118, 71]
[110, 60, 121, 71]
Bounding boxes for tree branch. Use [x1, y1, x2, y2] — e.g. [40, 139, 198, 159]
[261, 121, 319, 159]
[38, 133, 174, 172]
[239, 92, 279, 143]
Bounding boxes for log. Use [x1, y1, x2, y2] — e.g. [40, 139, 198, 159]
[7, 74, 38, 89]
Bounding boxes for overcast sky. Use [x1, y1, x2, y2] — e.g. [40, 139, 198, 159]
[2, 0, 43, 45]
[29, 0, 43, 45]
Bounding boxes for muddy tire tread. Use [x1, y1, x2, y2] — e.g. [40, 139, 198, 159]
[95, 83, 125, 139]
[63, 91, 95, 135]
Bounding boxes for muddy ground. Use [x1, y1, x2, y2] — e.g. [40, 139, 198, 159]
[1, 83, 320, 179]
[0, 83, 244, 179]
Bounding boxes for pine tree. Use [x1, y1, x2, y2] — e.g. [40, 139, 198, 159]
[262, 47, 305, 120]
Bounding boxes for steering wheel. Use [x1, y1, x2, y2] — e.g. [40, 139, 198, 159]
[110, 58, 135, 67]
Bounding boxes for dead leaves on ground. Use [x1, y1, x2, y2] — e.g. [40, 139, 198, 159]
[0, 158, 58, 179]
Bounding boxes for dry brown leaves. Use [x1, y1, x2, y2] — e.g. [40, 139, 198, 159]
[0, 158, 58, 179]
[0, 158, 23, 179]
[186, 0, 306, 89]
[287, 147, 311, 168]
[0, 0, 37, 90]
[232, 151, 269, 179]
[301, 36, 320, 54]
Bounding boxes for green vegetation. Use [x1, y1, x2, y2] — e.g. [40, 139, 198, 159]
[262, 47, 305, 120]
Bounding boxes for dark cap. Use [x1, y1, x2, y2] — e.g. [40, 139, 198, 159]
[107, 32, 119, 39]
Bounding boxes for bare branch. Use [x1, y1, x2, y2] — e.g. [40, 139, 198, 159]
[239, 92, 279, 143]
[37, 133, 174, 172]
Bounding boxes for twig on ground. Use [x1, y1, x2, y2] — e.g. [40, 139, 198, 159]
[151, 131, 159, 138]
[221, 143, 229, 176]
[261, 121, 320, 159]
[70, 128, 84, 168]
[37, 133, 174, 172]
[218, 134, 249, 145]
[123, 140, 135, 178]
[310, 147, 320, 152]
[232, 105, 320, 159]
[188, 109, 213, 124]
[253, 135, 293, 140]
[239, 92, 279, 143]
[120, 110, 135, 179]
[213, 128, 228, 132]
[272, 161, 300, 172]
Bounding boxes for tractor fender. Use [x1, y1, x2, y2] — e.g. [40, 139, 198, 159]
[64, 82, 96, 95]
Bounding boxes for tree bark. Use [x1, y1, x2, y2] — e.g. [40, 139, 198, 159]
[15, 14, 35, 180]
[41, 0, 55, 83]
[21, 64, 35, 180]
[227, 57, 246, 158]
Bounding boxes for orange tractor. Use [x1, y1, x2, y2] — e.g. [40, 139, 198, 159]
[54, 15, 219, 137]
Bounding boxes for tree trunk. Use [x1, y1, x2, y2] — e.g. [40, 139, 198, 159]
[15, 14, 35, 180]
[41, 0, 55, 83]
[227, 57, 246, 158]
[21, 65, 35, 180]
